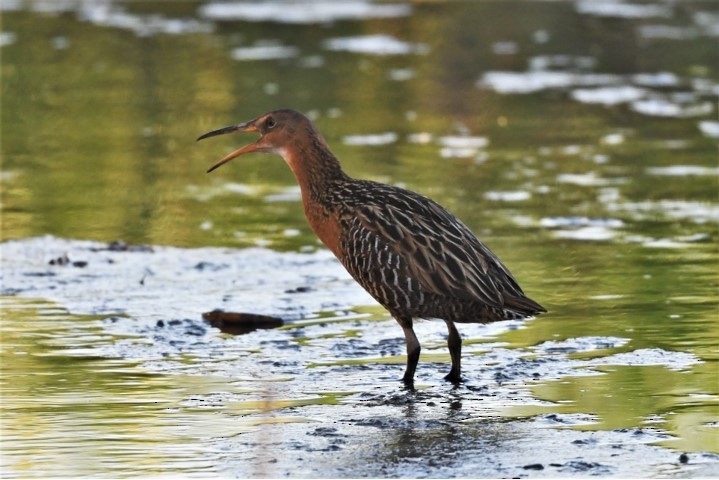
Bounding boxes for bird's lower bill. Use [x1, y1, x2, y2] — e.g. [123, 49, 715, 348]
[205, 142, 265, 173]
[197, 121, 264, 173]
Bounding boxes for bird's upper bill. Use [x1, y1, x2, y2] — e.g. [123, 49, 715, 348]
[197, 119, 264, 173]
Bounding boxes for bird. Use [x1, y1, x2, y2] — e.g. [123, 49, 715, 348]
[197, 108, 546, 387]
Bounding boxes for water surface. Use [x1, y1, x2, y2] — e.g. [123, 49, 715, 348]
[1, 0, 718, 477]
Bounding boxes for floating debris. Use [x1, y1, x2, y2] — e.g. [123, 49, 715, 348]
[203, 310, 284, 335]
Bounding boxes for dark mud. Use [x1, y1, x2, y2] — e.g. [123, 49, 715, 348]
[2, 236, 717, 478]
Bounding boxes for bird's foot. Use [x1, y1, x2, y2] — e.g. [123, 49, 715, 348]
[402, 374, 416, 391]
[444, 371, 463, 385]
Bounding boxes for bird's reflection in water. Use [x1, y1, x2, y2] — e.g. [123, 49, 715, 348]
[355, 386, 507, 473]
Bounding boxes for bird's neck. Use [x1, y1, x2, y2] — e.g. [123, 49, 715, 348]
[281, 135, 349, 201]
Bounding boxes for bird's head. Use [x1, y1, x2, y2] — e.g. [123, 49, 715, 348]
[197, 109, 312, 173]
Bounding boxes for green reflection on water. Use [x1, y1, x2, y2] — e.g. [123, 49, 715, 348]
[1, 297, 224, 476]
[501, 364, 719, 453]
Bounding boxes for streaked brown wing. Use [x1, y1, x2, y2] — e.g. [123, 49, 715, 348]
[345, 183, 526, 309]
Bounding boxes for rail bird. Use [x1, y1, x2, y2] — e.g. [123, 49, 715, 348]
[198, 109, 545, 387]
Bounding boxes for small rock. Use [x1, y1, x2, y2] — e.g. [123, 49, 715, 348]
[185, 324, 207, 336]
[285, 286, 313, 293]
[49, 254, 70, 266]
[524, 463, 544, 470]
[308, 427, 340, 437]
[102, 240, 154, 253]
[679, 453, 689, 464]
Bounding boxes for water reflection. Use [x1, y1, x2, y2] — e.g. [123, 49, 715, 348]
[1, 298, 222, 477]
[1, 0, 718, 477]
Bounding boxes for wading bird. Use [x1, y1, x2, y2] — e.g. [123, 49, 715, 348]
[198, 109, 545, 387]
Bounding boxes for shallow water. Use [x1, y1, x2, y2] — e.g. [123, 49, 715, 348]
[1, 0, 718, 478]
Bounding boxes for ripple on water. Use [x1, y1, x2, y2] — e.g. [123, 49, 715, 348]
[540, 217, 624, 229]
[571, 85, 647, 105]
[631, 97, 714, 118]
[607, 200, 719, 224]
[198, 1, 412, 24]
[484, 191, 532, 202]
[231, 42, 300, 61]
[574, 0, 672, 19]
[698, 121, 719, 138]
[324, 34, 428, 56]
[343, 132, 398, 146]
[646, 165, 719, 176]
[556, 172, 624, 187]
[438, 135, 489, 159]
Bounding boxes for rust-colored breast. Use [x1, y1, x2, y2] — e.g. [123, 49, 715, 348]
[303, 198, 344, 261]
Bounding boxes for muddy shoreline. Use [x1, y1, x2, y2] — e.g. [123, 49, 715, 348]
[2, 236, 717, 478]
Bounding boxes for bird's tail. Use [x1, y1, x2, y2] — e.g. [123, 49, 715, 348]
[503, 295, 547, 317]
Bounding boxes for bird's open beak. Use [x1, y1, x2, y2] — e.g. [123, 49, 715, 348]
[197, 121, 263, 173]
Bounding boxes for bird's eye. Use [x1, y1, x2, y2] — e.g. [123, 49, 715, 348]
[266, 117, 276, 129]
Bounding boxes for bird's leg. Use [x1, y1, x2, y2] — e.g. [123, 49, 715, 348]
[444, 320, 463, 384]
[395, 316, 420, 388]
